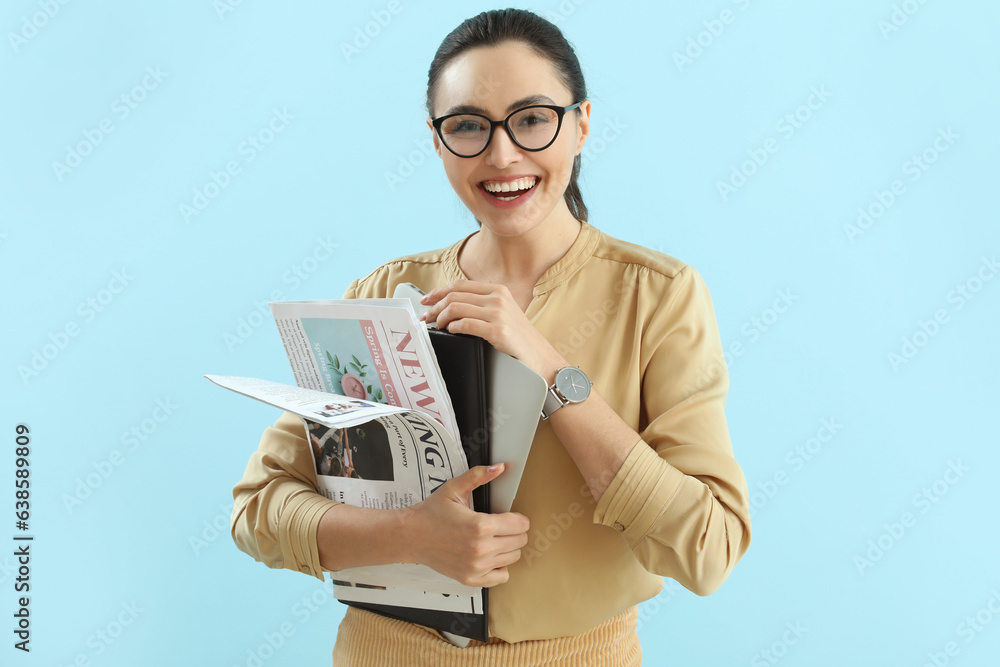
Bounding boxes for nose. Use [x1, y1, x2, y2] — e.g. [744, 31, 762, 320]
[485, 124, 523, 169]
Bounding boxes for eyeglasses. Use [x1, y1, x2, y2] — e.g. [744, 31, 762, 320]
[431, 102, 583, 158]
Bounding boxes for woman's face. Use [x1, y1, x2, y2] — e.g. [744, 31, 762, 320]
[427, 41, 591, 238]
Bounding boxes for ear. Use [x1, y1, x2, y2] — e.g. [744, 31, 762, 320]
[573, 99, 592, 157]
[426, 117, 443, 158]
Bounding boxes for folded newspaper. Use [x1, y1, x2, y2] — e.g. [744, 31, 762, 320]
[206, 298, 485, 616]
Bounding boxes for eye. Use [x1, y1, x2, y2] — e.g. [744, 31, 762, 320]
[443, 116, 488, 136]
[517, 113, 551, 127]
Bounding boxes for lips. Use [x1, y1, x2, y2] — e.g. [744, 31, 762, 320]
[479, 175, 540, 201]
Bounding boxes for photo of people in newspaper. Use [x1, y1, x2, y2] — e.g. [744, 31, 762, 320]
[313, 399, 376, 419]
[306, 419, 394, 481]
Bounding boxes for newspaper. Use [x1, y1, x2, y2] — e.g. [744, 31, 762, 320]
[203, 375, 469, 506]
[269, 299, 461, 445]
[206, 298, 485, 617]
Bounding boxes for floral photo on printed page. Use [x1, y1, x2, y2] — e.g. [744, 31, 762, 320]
[299, 317, 389, 404]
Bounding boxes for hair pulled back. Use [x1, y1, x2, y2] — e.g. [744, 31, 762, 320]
[426, 8, 588, 223]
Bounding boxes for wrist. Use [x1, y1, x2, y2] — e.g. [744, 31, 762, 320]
[316, 504, 418, 571]
[537, 352, 569, 386]
[395, 505, 422, 565]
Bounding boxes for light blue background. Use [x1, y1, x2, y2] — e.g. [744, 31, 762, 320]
[2, 1, 998, 665]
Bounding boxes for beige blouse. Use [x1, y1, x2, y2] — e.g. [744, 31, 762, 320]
[230, 220, 752, 644]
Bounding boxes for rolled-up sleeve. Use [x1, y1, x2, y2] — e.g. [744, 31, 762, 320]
[229, 280, 368, 581]
[593, 264, 752, 596]
[231, 410, 342, 582]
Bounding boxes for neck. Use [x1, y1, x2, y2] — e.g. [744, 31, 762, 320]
[464, 209, 582, 286]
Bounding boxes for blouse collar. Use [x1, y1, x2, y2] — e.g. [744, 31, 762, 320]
[443, 220, 601, 297]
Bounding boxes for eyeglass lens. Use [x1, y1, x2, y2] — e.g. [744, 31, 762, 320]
[439, 106, 561, 156]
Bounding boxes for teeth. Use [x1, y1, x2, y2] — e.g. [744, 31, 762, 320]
[483, 176, 537, 193]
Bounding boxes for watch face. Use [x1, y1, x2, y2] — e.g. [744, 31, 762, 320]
[555, 367, 591, 402]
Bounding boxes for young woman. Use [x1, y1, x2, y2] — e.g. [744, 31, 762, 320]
[231, 9, 752, 665]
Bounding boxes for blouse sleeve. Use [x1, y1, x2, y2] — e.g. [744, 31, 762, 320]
[592, 264, 752, 596]
[228, 279, 362, 581]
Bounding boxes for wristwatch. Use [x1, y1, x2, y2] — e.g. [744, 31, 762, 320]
[540, 366, 592, 420]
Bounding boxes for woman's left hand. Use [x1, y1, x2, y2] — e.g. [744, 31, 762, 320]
[419, 279, 566, 380]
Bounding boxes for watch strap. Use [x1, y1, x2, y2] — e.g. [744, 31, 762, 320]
[541, 385, 565, 420]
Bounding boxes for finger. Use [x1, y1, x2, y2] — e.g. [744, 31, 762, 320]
[440, 315, 496, 339]
[489, 511, 530, 536]
[478, 566, 510, 588]
[490, 532, 529, 556]
[434, 302, 496, 333]
[445, 464, 505, 499]
[420, 280, 501, 305]
[490, 545, 524, 569]
[425, 292, 494, 324]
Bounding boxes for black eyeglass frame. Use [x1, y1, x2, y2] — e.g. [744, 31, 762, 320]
[430, 101, 583, 158]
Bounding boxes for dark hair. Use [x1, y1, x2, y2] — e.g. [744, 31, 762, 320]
[426, 8, 588, 224]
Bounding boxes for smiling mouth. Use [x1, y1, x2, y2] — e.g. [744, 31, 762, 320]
[479, 176, 540, 201]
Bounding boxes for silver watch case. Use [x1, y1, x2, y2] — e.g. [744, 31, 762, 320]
[541, 366, 592, 419]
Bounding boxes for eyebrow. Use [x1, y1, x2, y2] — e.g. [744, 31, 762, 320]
[442, 94, 557, 117]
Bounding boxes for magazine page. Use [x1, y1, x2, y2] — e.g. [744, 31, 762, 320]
[270, 299, 461, 447]
[303, 413, 468, 507]
[203, 375, 407, 429]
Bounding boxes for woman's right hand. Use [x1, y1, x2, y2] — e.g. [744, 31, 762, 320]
[401, 463, 530, 588]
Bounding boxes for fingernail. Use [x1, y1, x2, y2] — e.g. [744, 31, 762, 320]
[487, 464, 501, 473]
[419, 294, 429, 303]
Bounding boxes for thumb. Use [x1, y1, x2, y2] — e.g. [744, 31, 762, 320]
[447, 463, 505, 500]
